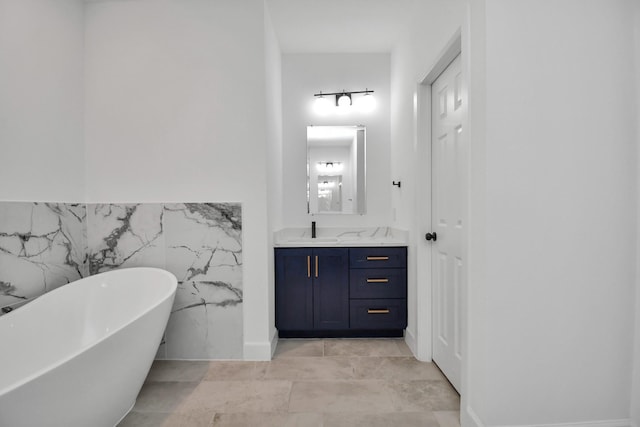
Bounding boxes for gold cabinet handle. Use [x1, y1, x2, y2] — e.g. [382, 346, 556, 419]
[315, 255, 318, 278]
[366, 256, 389, 261]
[307, 256, 311, 278]
[367, 309, 390, 314]
[366, 278, 389, 283]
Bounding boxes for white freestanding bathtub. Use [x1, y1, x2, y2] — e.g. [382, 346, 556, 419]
[0, 267, 177, 427]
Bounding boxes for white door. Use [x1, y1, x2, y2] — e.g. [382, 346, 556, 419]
[430, 54, 465, 393]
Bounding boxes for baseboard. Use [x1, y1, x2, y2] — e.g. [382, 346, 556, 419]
[243, 333, 277, 361]
[462, 405, 485, 427]
[461, 408, 633, 427]
[503, 419, 634, 427]
[404, 327, 417, 357]
[270, 330, 279, 358]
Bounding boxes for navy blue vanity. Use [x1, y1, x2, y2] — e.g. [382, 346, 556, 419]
[275, 245, 407, 338]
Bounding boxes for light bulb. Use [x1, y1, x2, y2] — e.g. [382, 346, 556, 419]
[337, 93, 351, 108]
[357, 92, 376, 112]
[314, 96, 331, 115]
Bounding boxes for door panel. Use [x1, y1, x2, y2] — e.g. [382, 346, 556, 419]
[275, 248, 313, 331]
[431, 54, 464, 393]
[313, 248, 349, 330]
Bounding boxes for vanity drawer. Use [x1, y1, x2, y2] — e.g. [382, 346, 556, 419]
[349, 299, 407, 330]
[350, 269, 407, 299]
[349, 247, 407, 269]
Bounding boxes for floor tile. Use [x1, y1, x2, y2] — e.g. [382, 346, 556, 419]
[212, 412, 323, 427]
[174, 380, 292, 415]
[146, 360, 210, 382]
[273, 339, 324, 358]
[322, 411, 441, 427]
[119, 411, 214, 427]
[394, 339, 415, 356]
[121, 339, 461, 427]
[386, 380, 460, 412]
[204, 361, 268, 381]
[264, 356, 356, 380]
[118, 412, 168, 427]
[434, 410, 461, 427]
[288, 380, 395, 413]
[323, 338, 409, 357]
[352, 356, 448, 381]
[132, 381, 201, 413]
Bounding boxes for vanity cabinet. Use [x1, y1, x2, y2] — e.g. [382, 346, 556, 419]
[349, 247, 407, 330]
[275, 248, 349, 332]
[275, 246, 407, 337]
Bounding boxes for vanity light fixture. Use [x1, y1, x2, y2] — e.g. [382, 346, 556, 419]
[314, 92, 332, 115]
[313, 89, 375, 113]
[337, 92, 352, 108]
[356, 91, 376, 112]
[317, 161, 343, 173]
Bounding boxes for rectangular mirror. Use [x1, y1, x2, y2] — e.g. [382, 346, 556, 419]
[307, 125, 366, 214]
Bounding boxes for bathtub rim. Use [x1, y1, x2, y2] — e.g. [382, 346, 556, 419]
[0, 267, 177, 397]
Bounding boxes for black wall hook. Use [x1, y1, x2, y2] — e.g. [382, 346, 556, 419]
[392, 181, 402, 188]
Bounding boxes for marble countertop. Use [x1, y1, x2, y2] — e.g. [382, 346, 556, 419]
[274, 227, 408, 247]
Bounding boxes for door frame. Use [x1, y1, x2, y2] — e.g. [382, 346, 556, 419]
[414, 27, 466, 389]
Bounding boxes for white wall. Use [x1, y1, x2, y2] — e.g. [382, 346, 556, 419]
[389, 0, 466, 359]
[632, 1, 640, 425]
[465, 1, 488, 424]
[0, 0, 84, 201]
[281, 53, 391, 228]
[84, 0, 273, 359]
[264, 1, 283, 356]
[467, 1, 637, 425]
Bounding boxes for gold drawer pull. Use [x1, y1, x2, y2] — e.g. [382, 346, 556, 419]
[367, 309, 390, 314]
[315, 255, 319, 278]
[366, 278, 389, 283]
[307, 256, 311, 278]
[366, 256, 389, 261]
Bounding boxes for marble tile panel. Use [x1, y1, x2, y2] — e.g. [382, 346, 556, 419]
[1, 200, 244, 361]
[86, 203, 165, 275]
[288, 380, 395, 413]
[0, 202, 87, 308]
[165, 280, 243, 359]
[163, 203, 241, 284]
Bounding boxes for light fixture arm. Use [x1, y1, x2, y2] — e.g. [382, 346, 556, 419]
[313, 88, 375, 113]
[313, 89, 374, 97]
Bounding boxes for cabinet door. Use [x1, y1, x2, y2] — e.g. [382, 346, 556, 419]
[275, 248, 313, 331]
[313, 248, 349, 330]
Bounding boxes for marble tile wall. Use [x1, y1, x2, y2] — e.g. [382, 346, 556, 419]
[0, 202, 88, 308]
[0, 201, 243, 360]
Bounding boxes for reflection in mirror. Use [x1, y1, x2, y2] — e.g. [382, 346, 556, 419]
[318, 175, 342, 212]
[307, 125, 365, 214]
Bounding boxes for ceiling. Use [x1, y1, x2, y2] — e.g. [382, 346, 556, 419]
[265, 0, 418, 53]
[82, 0, 418, 53]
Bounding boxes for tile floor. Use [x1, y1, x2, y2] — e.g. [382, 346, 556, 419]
[118, 338, 460, 427]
